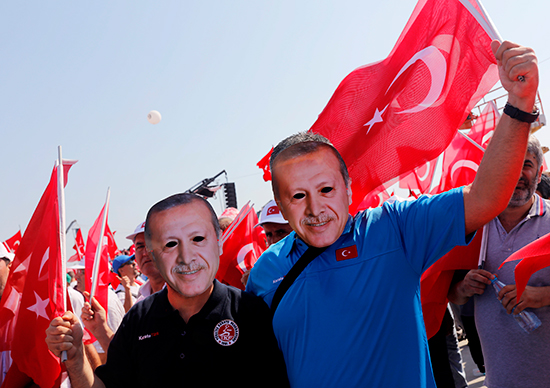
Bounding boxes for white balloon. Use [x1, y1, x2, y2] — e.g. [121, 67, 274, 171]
[147, 110, 162, 124]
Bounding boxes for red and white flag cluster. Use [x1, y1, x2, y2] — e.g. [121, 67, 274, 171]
[0, 161, 75, 388]
[216, 203, 266, 290]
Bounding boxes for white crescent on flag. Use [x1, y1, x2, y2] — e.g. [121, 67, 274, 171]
[390, 45, 447, 114]
[365, 41, 450, 133]
[236, 243, 255, 272]
[417, 161, 432, 182]
[451, 160, 479, 184]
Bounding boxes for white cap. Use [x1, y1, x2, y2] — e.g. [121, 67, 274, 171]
[0, 244, 15, 262]
[255, 200, 288, 227]
[66, 259, 85, 270]
[126, 221, 145, 241]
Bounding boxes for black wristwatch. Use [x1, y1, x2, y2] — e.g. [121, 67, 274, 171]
[503, 102, 540, 123]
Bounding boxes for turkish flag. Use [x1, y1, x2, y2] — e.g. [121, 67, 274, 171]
[68, 228, 86, 262]
[498, 231, 550, 302]
[104, 225, 119, 260]
[437, 101, 499, 192]
[0, 161, 75, 388]
[399, 156, 439, 194]
[216, 204, 265, 290]
[84, 206, 111, 316]
[309, 0, 498, 214]
[336, 245, 358, 261]
[355, 178, 396, 211]
[468, 101, 499, 149]
[2, 231, 22, 255]
[257, 148, 273, 182]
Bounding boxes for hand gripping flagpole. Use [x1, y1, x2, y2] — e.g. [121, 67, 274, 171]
[90, 188, 110, 302]
[57, 146, 68, 363]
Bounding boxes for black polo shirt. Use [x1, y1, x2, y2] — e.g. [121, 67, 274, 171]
[95, 280, 288, 387]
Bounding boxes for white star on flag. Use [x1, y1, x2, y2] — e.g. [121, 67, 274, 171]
[27, 291, 50, 321]
[364, 105, 388, 134]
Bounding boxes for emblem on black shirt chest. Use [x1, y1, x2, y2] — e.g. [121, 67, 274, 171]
[214, 319, 239, 346]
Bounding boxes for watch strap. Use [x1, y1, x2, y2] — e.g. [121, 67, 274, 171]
[503, 102, 539, 123]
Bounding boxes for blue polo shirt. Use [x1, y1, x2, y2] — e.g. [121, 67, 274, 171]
[246, 188, 469, 388]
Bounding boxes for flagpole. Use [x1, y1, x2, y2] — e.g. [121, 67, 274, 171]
[57, 146, 69, 364]
[474, 0, 503, 42]
[458, 131, 486, 152]
[458, 0, 501, 42]
[57, 147, 68, 311]
[90, 188, 110, 300]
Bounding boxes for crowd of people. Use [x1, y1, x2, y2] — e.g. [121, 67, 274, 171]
[0, 39, 544, 387]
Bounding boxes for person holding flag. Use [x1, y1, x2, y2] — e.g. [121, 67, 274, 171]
[46, 193, 289, 387]
[246, 38, 539, 388]
[448, 135, 550, 387]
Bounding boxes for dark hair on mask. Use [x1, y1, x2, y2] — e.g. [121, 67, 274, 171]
[144, 193, 221, 243]
[270, 132, 350, 198]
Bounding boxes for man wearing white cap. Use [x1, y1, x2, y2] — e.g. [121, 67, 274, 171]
[257, 200, 293, 247]
[241, 200, 294, 287]
[126, 222, 165, 302]
[0, 245, 14, 301]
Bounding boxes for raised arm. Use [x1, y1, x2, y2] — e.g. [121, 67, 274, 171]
[463, 41, 539, 235]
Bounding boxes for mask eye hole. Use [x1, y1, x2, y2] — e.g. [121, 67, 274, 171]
[165, 241, 177, 248]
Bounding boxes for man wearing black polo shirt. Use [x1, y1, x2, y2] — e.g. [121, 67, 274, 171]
[46, 193, 288, 388]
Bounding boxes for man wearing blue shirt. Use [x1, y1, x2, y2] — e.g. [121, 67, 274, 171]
[246, 40, 539, 387]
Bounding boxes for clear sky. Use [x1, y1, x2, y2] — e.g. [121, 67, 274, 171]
[2, 0, 550, 250]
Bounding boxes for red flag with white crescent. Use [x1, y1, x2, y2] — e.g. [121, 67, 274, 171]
[84, 207, 111, 316]
[437, 101, 499, 192]
[309, 0, 498, 214]
[0, 161, 75, 388]
[217, 205, 265, 290]
[2, 231, 22, 255]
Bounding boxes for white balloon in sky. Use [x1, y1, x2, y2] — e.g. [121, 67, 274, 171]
[147, 110, 162, 124]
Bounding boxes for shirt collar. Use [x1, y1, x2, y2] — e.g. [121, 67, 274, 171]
[528, 193, 546, 218]
[156, 279, 225, 319]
